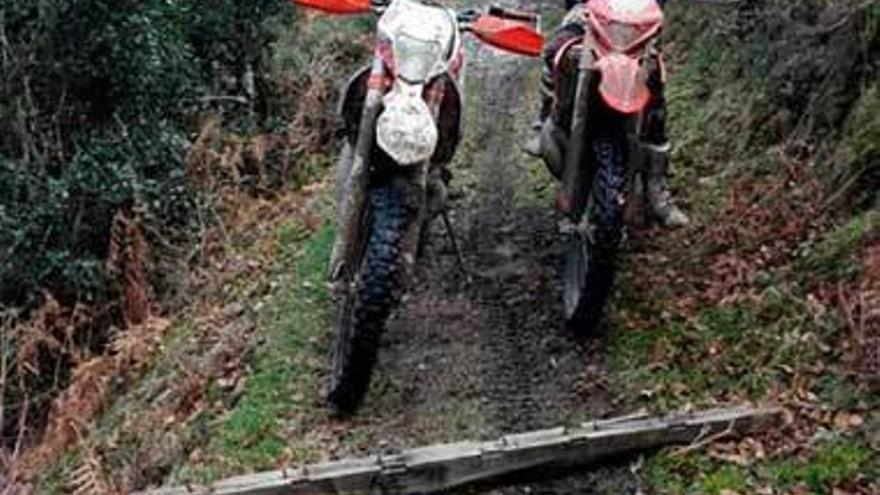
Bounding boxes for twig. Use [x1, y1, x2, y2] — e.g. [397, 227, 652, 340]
[198, 95, 250, 105]
[801, 0, 880, 38]
[669, 420, 736, 458]
[0, 315, 8, 451]
[820, 166, 869, 213]
[11, 386, 28, 460]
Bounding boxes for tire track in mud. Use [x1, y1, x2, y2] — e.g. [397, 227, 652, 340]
[346, 2, 639, 493]
[460, 10, 638, 493]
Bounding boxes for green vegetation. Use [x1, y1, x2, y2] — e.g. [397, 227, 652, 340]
[840, 82, 880, 207]
[609, 1, 879, 493]
[644, 439, 878, 494]
[0, 0, 292, 309]
[797, 210, 879, 283]
[0, 2, 371, 477]
[768, 440, 877, 491]
[182, 224, 335, 481]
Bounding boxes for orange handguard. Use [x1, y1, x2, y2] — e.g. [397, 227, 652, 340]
[471, 15, 544, 58]
[289, 0, 371, 15]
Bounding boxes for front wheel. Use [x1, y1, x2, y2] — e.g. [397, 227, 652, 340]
[564, 135, 628, 335]
[329, 184, 411, 414]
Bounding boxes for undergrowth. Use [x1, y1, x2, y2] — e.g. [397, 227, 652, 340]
[176, 223, 335, 483]
[610, 2, 879, 494]
[15, 7, 371, 491]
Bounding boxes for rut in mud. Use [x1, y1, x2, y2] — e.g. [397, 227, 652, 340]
[351, 2, 640, 492]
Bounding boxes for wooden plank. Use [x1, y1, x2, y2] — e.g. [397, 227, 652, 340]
[138, 406, 781, 495]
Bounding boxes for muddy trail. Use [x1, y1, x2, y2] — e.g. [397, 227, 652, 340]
[340, 3, 639, 493]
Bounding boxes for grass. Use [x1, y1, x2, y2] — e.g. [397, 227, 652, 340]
[644, 455, 751, 495]
[644, 439, 878, 494]
[177, 222, 335, 482]
[767, 440, 878, 491]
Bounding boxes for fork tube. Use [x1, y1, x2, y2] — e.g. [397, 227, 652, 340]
[559, 49, 594, 222]
[400, 79, 445, 283]
[330, 55, 388, 283]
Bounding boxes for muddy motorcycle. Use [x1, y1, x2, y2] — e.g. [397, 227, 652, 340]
[291, 0, 542, 413]
[536, 0, 666, 333]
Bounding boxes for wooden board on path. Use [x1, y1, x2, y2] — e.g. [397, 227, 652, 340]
[139, 406, 782, 495]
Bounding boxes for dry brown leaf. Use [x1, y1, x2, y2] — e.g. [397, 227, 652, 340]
[833, 411, 864, 431]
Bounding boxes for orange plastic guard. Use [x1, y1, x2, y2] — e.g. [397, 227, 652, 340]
[290, 0, 371, 14]
[472, 15, 544, 57]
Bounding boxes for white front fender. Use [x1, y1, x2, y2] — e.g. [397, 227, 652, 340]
[376, 81, 439, 166]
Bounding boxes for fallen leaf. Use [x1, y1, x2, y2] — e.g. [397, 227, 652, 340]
[833, 411, 862, 431]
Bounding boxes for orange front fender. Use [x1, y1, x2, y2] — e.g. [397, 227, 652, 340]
[595, 53, 650, 114]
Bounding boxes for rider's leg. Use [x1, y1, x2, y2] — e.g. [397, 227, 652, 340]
[524, 18, 585, 156]
[641, 41, 690, 227]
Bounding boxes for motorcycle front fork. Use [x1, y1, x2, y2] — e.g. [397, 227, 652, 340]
[335, 156, 446, 288]
[556, 135, 644, 239]
[403, 164, 467, 280]
[333, 59, 460, 289]
[399, 164, 430, 282]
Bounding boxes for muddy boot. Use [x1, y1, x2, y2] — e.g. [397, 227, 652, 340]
[645, 143, 690, 228]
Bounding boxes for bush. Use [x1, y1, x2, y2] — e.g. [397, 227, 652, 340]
[0, 0, 295, 310]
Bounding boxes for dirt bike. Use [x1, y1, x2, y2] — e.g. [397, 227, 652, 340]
[535, 0, 665, 334]
[290, 0, 543, 413]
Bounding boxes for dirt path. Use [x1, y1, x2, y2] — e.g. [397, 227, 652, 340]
[334, 2, 640, 492]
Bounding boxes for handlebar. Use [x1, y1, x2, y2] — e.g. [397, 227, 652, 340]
[291, 0, 543, 57]
[458, 5, 540, 30]
[487, 5, 539, 26]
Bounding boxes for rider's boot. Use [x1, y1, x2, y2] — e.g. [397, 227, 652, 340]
[644, 143, 690, 227]
[641, 41, 689, 228]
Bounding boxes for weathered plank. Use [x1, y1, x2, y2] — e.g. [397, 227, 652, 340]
[137, 406, 781, 495]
